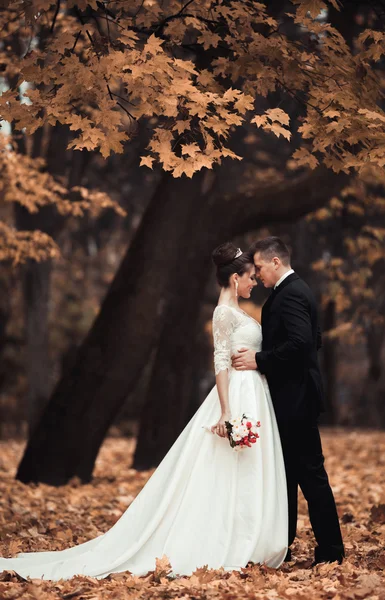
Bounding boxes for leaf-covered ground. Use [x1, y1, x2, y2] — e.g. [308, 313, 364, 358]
[0, 429, 384, 599]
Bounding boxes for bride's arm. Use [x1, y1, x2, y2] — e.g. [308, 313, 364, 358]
[215, 370, 231, 417]
[211, 306, 235, 438]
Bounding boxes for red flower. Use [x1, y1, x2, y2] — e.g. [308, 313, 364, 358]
[246, 421, 252, 429]
[250, 438, 256, 443]
[257, 421, 261, 427]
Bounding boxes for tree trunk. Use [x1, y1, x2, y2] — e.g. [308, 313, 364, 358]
[354, 258, 385, 426]
[356, 322, 385, 427]
[320, 300, 337, 425]
[17, 166, 348, 484]
[16, 170, 214, 484]
[133, 197, 223, 469]
[134, 168, 349, 468]
[22, 260, 53, 432]
[14, 125, 85, 432]
[132, 296, 207, 470]
[0, 267, 13, 392]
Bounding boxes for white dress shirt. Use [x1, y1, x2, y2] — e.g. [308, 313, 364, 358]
[274, 269, 295, 290]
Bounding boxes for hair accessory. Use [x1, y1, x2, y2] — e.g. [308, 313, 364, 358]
[235, 248, 242, 258]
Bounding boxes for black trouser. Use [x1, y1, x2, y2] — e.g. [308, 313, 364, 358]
[277, 418, 344, 562]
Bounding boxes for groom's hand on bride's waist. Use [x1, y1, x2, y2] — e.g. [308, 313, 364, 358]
[231, 348, 257, 371]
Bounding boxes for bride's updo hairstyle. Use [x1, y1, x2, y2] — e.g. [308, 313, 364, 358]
[212, 242, 254, 288]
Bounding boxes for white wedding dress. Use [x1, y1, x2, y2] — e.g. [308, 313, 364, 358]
[0, 305, 288, 580]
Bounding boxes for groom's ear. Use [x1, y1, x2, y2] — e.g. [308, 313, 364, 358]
[272, 256, 280, 269]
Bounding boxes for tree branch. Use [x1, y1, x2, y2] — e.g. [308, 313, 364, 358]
[229, 166, 350, 234]
[50, 0, 61, 33]
[154, 0, 196, 35]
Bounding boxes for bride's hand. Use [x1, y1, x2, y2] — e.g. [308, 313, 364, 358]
[211, 413, 231, 438]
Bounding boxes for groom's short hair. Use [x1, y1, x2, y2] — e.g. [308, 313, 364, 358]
[249, 237, 291, 266]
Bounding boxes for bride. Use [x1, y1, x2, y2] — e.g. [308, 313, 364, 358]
[0, 242, 288, 580]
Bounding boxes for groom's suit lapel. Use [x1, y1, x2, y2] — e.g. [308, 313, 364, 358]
[261, 272, 300, 325]
[262, 291, 275, 315]
[272, 272, 299, 297]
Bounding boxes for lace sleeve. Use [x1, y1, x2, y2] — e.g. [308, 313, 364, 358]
[212, 306, 236, 375]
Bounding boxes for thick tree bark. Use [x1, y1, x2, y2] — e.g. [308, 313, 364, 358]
[356, 322, 385, 427]
[355, 262, 385, 427]
[133, 167, 349, 468]
[133, 196, 223, 469]
[320, 300, 338, 425]
[22, 260, 53, 432]
[132, 291, 208, 470]
[14, 125, 86, 432]
[17, 166, 348, 483]
[16, 170, 214, 484]
[0, 268, 13, 393]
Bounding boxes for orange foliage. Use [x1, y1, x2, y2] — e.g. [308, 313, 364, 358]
[308, 168, 385, 337]
[1, 1, 385, 177]
[0, 136, 125, 263]
[0, 432, 384, 598]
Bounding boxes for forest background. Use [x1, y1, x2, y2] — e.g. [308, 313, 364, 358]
[1, 0, 385, 481]
[0, 0, 385, 598]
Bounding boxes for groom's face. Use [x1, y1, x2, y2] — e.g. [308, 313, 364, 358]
[253, 252, 278, 288]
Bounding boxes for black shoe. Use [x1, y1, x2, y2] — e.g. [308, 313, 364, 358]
[311, 558, 343, 568]
[284, 548, 292, 562]
[312, 545, 344, 567]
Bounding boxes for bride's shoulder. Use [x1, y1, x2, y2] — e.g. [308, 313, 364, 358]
[214, 303, 231, 311]
[213, 304, 236, 322]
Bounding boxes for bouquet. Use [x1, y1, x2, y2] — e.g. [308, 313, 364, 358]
[225, 414, 261, 451]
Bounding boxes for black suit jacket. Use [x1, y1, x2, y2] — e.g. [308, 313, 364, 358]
[256, 273, 325, 422]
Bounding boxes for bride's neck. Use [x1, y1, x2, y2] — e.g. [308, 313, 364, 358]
[218, 288, 239, 308]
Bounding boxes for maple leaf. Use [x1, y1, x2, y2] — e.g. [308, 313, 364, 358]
[51, 31, 77, 54]
[358, 108, 385, 123]
[182, 160, 197, 178]
[291, 0, 328, 20]
[1, 429, 385, 595]
[1, 0, 384, 179]
[154, 555, 172, 580]
[290, 147, 319, 170]
[117, 30, 139, 48]
[199, 32, 222, 50]
[181, 143, 200, 158]
[193, 155, 214, 171]
[251, 115, 268, 127]
[223, 88, 242, 102]
[140, 156, 155, 169]
[144, 34, 165, 56]
[221, 148, 242, 160]
[191, 565, 219, 583]
[171, 163, 187, 178]
[267, 123, 291, 141]
[174, 59, 197, 76]
[172, 120, 191, 134]
[370, 504, 385, 524]
[197, 70, 216, 87]
[234, 94, 255, 114]
[324, 110, 341, 119]
[265, 108, 290, 127]
[66, 115, 92, 133]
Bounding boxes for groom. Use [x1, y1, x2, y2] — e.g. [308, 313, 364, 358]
[232, 236, 344, 565]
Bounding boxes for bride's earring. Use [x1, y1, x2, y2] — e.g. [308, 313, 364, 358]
[235, 280, 238, 297]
